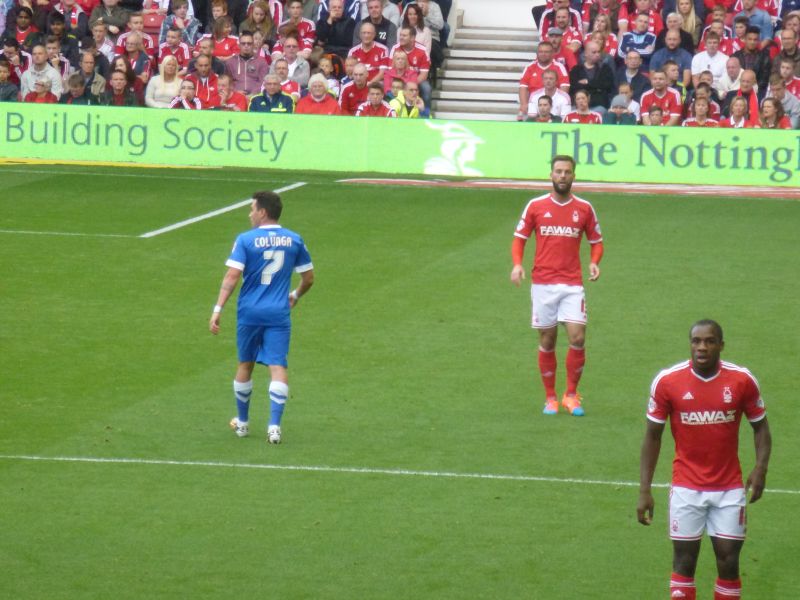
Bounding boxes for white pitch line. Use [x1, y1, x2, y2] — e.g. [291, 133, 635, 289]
[139, 182, 307, 239]
[0, 454, 797, 495]
[0, 229, 135, 238]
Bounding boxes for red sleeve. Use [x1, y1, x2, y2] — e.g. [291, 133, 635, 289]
[647, 372, 671, 423]
[590, 242, 604, 264]
[742, 372, 766, 422]
[511, 236, 526, 266]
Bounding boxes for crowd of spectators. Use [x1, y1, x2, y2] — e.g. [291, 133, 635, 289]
[522, 0, 800, 128]
[0, 0, 451, 117]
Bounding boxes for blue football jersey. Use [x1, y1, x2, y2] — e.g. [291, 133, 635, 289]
[226, 224, 313, 326]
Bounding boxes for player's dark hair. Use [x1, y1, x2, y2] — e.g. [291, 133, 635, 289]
[254, 191, 283, 220]
[551, 154, 575, 170]
[745, 25, 761, 37]
[690, 319, 724, 342]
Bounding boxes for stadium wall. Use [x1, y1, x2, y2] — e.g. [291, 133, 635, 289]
[2, 104, 800, 187]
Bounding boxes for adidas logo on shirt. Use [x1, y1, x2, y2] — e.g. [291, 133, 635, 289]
[544, 211, 552, 218]
[682, 392, 694, 400]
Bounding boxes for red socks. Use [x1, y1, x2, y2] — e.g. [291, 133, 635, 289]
[538, 348, 556, 398]
[669, 573, 696, 599]
[565, 346, 585, 395]
[714, 578, 741, 598]
[668, 574, 740, 598]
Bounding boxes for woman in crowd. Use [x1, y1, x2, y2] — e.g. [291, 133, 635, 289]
[682, 96, 718, 126]
[719, 96, 753, 128]
[381, 50, 417, 94]
[241, 0, 276, 45]
[759, 97, 791, 129]
[109, 55, 146, 104]
[563, 89, 603, 124]
[145, 54, 182, 107]
[402, 3, 431, 56]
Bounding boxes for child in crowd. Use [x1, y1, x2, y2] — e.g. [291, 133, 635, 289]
[318, 55, 340, 97]
[159, 0, 200, 45]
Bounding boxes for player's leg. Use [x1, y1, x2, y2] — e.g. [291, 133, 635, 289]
[671, 540, 702, 599]
[230, 325, 262, 437]
[559, 286, 588, 415]
[532, 284, 559, 414]
[259, 325, 291, 444]
[669, 486, 707, 600]
[708, 488, 747, 599]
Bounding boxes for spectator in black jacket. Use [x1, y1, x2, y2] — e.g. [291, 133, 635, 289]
[316, 0, 356, 58]
[732, 26, 772, 99]
[570, 40, 615, 112]
[614, 49, 651, 102]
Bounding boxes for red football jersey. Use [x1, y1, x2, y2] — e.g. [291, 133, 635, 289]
[513, 193, 603, 285]
[647, 360, 766, 491]
[562, 111, 603, 124]
[277, 18, 316, 51]
[519, 60, 570, 91]
[115, 30, 156, 58]
[338, 80, 369, 115]
[348, 42, 388, 80]
[389, 42, 431, 73]
[640, 87, 683, 120]
[158, 42, 191, 67]
[355, 100, 397, 117]
[682, 117, 719, 127]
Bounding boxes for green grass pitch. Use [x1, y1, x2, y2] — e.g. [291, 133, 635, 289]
[0, 164, 797, 599]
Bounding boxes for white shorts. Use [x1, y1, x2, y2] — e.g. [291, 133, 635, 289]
[669, 486, 747, 541]
[530, 284, 586, 329]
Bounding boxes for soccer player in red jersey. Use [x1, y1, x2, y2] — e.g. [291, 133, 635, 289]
[510, 155, 603, 416]
[638, 320, 772, 600]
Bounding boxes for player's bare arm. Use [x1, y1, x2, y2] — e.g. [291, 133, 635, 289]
[637, 419, 665, 525]
[746, 417, 772, 504]
[209, 267, 242, 334]
[289, 269, 314, 308]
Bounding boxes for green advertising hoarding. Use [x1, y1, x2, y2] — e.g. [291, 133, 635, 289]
[2, 103, 799, 187]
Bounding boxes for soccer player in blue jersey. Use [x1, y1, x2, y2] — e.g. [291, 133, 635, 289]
[209, 191, 314, 444]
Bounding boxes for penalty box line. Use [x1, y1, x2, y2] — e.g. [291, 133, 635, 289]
[0, 454, 798, 495]
[139, 182, 307, 239]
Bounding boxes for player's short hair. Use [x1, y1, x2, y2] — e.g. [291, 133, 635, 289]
[551, 154, 575, 171]
[253, 191, 283, 220]
[690, 319, 723, 342]
[49, 12, 66, 24]
[3, 38, 20, 49]
[768, 73, 784, 88]
[538, 94, 553, 105]
[368, 81, 384, 92]
[705, 31, 720, 42]
[745, 25, 761, 37]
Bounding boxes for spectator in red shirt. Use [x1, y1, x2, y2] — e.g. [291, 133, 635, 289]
[682, 96, 720, 125]
[295, 72, 341, 114]
[759, 96, 791, 127]
[24, 77, 58, 102]
[719, 95, 753, 126]
[185, 53, 220, 107]
[355, 80, 396, 116]
[381, 49, 417, 94]
[215, 72, 248, 109]
[563, 89, 604, 123]
[339, 60, 368, 114]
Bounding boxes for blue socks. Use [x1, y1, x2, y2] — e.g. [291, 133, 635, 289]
[233, 379, 253, 423]
[269, 381, 289, 427]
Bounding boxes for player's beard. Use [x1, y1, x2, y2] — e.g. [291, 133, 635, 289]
[553, 180, 572, 195]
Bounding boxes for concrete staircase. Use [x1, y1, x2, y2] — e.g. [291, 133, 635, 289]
[433, 26, 538, 121]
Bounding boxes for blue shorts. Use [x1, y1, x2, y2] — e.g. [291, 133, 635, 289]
[236, 324, 291, 367]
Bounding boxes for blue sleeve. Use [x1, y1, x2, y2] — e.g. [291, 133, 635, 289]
[294, 238, 312, 271]
[227, 234, 247, 270]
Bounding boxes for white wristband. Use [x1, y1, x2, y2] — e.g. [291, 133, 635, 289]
[289, 290, 299, 301]
[213, 305, 222, 314]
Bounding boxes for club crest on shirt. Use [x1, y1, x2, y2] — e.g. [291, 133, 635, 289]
[572, 210, 579, 223]
[648, 398, 657, 413]
[516, 219, 525, 231]
[723, 386, 733, 403]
